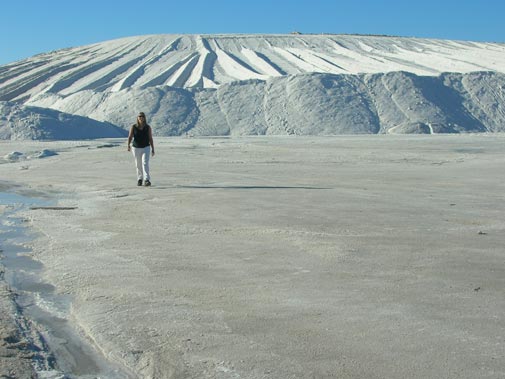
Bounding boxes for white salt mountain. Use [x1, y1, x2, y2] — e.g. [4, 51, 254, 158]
[1, 34, 505, 139]
[0, 101, 126, 140]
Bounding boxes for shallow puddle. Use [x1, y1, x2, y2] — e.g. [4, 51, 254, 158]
[0, 191, 131, 378]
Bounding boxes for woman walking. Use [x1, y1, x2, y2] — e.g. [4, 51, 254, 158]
[127, 112, 155, 186]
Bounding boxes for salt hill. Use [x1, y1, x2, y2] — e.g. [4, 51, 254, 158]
[0, 102, 126, 140]
[1, 34, 505, 138]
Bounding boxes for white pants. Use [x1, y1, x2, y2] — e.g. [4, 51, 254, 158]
[131, 146, 151, 181]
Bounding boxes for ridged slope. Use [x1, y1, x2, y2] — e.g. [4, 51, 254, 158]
[1, 34, 505, 138]
[2, 34, 505, 100]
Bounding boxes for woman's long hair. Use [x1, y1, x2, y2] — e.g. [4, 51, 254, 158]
[136, 113, 147, 128]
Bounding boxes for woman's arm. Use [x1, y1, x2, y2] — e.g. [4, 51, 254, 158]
[127, 126, 134, 151]
[149, 126, 155, 156]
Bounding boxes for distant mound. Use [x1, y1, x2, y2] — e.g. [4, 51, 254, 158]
[0, 102, 127, 140]
[1, 34, 505, 137]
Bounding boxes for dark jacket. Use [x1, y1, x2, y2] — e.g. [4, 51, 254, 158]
[131, 124, 151, 148]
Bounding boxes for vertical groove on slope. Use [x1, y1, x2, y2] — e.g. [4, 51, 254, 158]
[165, 54, 201, 88]
[45, 40, 154, 94]
[380, 73, 412, 123]
[240, 48, 285, 76]
[183, 37, 214, 87]
[212, 44, 266, 82]
[0, 63, 81, 101]
[113, 37, 183, 91]
[0, 61, 50, 84]
[140, 54, 198, 88]
[77, 53, 154, 92]
[253, 52, 287, 75]
[198, 39, 218, 85]
[271, 47, 320, 73]
[361, 74, 383, 132]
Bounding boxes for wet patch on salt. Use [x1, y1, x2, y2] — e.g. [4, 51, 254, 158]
[0, 191, 131, 378]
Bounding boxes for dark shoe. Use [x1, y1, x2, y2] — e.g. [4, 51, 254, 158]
[145, 180, 151, 187]
[137, 179, 143, 186]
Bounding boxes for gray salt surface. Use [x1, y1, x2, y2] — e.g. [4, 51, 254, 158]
[0, 135, 504, 378]
[0, 192, 131, 378]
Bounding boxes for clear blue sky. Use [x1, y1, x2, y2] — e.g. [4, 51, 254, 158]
[1, 0, 504, 65]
